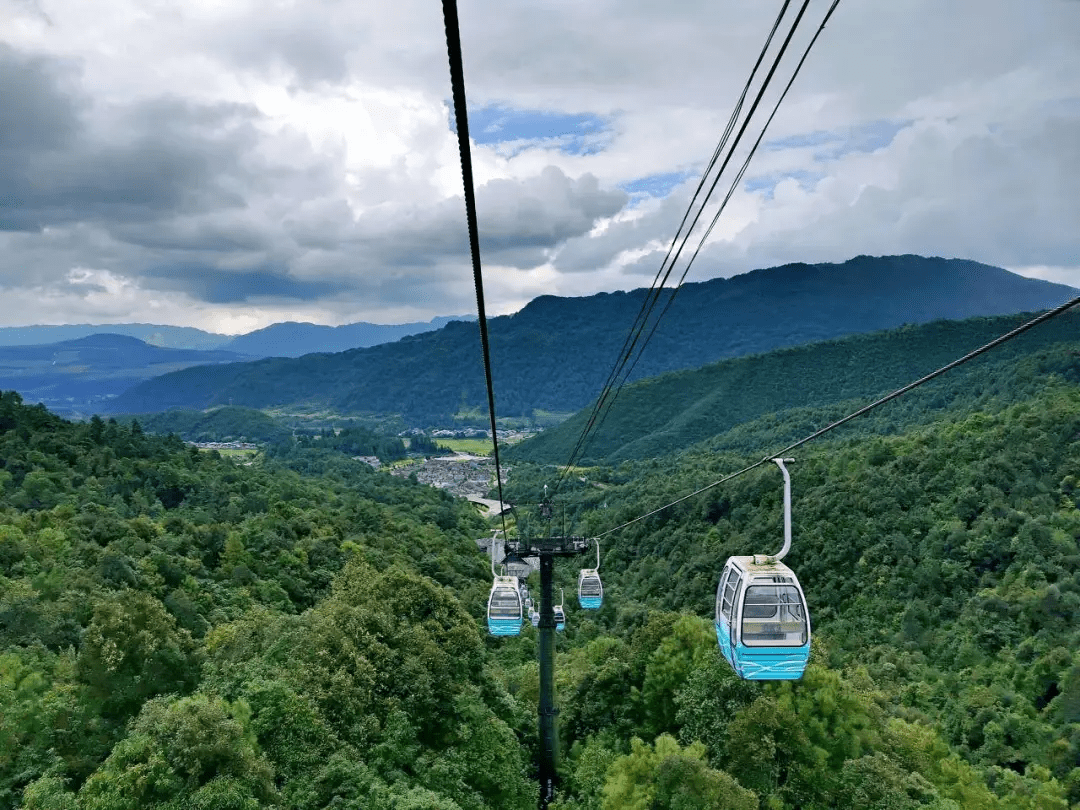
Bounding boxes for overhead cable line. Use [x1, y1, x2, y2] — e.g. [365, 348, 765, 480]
[557, 0, 839, 487]
[557, 0, 797, 480]
[442, 0, 508, 535]
[575, 0, 841, 461]
[616, 0, 841, 390]
[593, 295, 1080, 540]
[555, 0, 796, 490]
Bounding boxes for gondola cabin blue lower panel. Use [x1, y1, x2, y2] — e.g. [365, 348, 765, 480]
[578, 596, 602, 609]
[488, 617, 523, 636]
[715, 618, 808, 679]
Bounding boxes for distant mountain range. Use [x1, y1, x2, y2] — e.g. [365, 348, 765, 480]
[0, 334, 255, 416]
[0, 316, 474, 356]
[101, 255, 1078, 425]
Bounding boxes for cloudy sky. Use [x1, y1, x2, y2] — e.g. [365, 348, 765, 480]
[2, 0, 1079, 334]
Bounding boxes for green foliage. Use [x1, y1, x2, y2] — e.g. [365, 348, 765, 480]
[408, 433, 454, 456]
[283, 425, 407, 463]
[75, 693, 277, 809]
[5, 323, 1080, 810]
[0, 392, 510, 809]
[128, 407, 291, 444]
[77, 591, 200, 719]
[601, 735, 756, 810]
[639, 615, 714, 737]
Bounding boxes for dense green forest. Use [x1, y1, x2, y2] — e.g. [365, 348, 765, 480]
[0, 392, 532, 809]
[103, 257, 1076, 425]
[3, 350, 1079, 808]
[500, 382, 1080, 808]
[129, 407, 293, 444]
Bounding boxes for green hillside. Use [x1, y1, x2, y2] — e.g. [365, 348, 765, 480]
[129, 406, 292, 444]
[510, 310, 1080, 464]
[0, 392, 535, 809]
[502, 379, 1080, 808]
[3, 368, 1079, 808]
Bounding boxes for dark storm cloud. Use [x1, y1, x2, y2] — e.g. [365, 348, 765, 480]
[0, 38, 628, 315]
[145, 261, 346, 304]
[0, 45, 261, 237]
[0, 44, 80, 152]
[359, 166, 627, 271]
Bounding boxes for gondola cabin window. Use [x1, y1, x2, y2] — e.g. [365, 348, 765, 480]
[741, 584, 807, 645]
[490, 588, 520, 618]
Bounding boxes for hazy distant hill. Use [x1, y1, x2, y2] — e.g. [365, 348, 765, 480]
[0, 316, 474, 356]
[0, 323, 231, 350]
[104, 256, 1078, 424]
[0, 334, 255, 416]
[222, 316, 474, 357]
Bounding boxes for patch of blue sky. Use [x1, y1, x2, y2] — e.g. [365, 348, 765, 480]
[621, 171, 694, 199]
[817, 118, 913, 159]
[764, 118, 912, 161]
[454, 104, 613, 156]
[763, 129, 840, 151]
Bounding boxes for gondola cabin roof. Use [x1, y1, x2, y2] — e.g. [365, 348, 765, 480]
[724, 555, 800, 583]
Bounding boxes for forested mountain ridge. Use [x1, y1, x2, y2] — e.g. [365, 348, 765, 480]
[222, 315, 474, 357]
[510, 308, 1080, 464]
[103, 255, 1078, 424]
[0, 323, 230, 351]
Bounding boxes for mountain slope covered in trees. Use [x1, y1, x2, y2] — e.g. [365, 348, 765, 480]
[0, 391, 537, 809]
[510, 309, 1080, 464]
[3, 348, 1079, 809]
[501, 370, 1080, 808]
[104, 256, 1078, 425]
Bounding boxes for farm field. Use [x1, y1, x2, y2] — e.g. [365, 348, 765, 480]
[435, 437, 492, 455]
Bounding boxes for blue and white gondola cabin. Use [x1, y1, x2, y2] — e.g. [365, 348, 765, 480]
[577, 540, 603, 609]
[487, 575, 523, 636]
[577, 569, 602, 609]
[714, 556, 810, 680]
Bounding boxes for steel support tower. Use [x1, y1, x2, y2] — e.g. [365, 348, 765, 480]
[504, 534, 590, 809]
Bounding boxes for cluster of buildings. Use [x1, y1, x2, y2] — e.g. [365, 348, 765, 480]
[388, 454, 498, 499]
